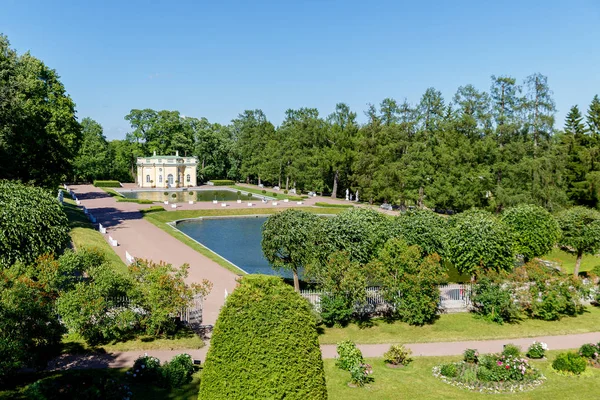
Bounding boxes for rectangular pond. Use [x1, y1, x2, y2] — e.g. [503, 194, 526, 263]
[118, 189, 262, 203]
[174, 216, 293, 278]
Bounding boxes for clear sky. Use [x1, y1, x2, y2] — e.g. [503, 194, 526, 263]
[2, 0, 599, 139]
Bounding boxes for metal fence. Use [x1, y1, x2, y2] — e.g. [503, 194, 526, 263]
[106, 295, 204, 325]
[300, 283, 473, 314]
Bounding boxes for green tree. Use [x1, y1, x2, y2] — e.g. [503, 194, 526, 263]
[369, 238, 446, 325]
[446, 210, 515, 277]
[128, 260, 212, 336]
[326, 103, 358, 198]
[73, 118, 111, 182]
[556, 206, 600, 276]
[586, 95, 600, 136]
[501, 204, 560, 262]
[199, 275, 327, 400]
[305, 251, 366, 327]
[0, 35, 82, 188]
[0, 180, 70, 268]
[0, 263, 64, 381]
[261, 209, 321, 291]
[322, 208, 392, 265]
[523, 73, 556, 149]
[392, 209, 448, 257]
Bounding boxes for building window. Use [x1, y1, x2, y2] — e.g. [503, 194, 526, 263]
[167, 174, 174, 185]
[186, 174, 191, 182]
[146, 175, 151, 183]
[159, 168, 162, 172]
[159, 175, 163, 183]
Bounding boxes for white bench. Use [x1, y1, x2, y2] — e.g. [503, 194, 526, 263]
[108, 236, 118, 247]
[283, 199, 289, 203]
[188, 200, 194, 205]
[164, 201, 169, 205]
[296, 201, 303, 205]
[272, 201, 278, 206]
[247, 202, 254, 207]
[221, 203, 228, 207]
[125, 251, 135, 265]
[98, 224, 107, 234]
[171, 204, 177, 209]
[212, 200, 218, 204]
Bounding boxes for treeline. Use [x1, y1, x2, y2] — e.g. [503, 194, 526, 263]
[3, 33, 600, 212]
[83, 75, 600, 212]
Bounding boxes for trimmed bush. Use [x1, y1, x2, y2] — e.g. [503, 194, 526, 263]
[0, 180, 70, 268]
[440, 363, 458, 377]
[383, 344, 412, 366]
[208, 180, 234, 186]
[502, 343, 521, 358]
[129, 354, 162, 383]
[162, 353, 195, 388]
[314, 202, 353, 208]
[139, 206, 165, 214]
[93, 180, 121, 187]
[198, 275, 327, 399]
[336, 340, 364, 371]
[25, 370, 130, 400]
[164, 192, 169, 196]
[527, 341, 548, 359]
[552, 352, 586, 374]
[471, 277, 522, 324]
[579, 343, 600, 359]
[171, 193, 177, 198]
[463, 348, 479, 364]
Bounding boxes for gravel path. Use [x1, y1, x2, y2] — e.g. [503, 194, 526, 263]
[49, 331, 600, 370]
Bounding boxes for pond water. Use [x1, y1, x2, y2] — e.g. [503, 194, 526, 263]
[175, 216, 292, 278]
[118, 189, 260, 203]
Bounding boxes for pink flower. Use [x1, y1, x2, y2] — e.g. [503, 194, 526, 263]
[497, 361, 502, 366]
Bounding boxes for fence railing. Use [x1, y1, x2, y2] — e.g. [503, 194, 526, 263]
[106, 295, 204, 324]
[300, 283, 473, 314]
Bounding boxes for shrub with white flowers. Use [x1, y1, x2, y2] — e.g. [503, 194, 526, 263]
[128, 354, 162, 383]
[526, 341, 548, 359]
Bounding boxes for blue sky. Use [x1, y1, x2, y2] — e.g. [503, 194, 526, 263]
[2, 0, 599, 139]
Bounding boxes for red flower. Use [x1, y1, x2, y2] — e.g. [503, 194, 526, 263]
[505, 365, 510, 369]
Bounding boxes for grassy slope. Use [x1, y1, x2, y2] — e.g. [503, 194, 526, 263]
[319, 306, 600, 345]
[541, 248, 600, 274]
[325, 351, 600, 400]
[62, 194, 127, 274]
[143, 207, 344, 276]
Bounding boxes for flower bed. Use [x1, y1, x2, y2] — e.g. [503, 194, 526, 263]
[433, 352, 545, 394]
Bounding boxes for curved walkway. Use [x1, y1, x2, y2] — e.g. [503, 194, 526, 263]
[49, 331, 600, 370]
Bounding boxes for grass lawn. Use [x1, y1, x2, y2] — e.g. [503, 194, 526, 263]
[3, 351, 597, 399]
[318, 306, 600, 344]
[230, 184, 306, 200]
[325, 351, 600, 400]
[541, 247, 600, 275]
[61, 194, 127, 274]
[61, 327, 204, 354]
[143, 207, 345, 275]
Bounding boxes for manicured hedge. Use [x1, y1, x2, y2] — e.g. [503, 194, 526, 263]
[139, 206, 165, 214]
[208, 180, 235, 186]
[93, 180, 121, 188]
[314, 202, 354, 208]
[198, 275, 327, 399]
[0, 180, 70, 268]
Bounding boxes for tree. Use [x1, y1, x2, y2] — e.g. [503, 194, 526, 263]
[556, 206, 600, 276]
[501, 204, 560, 262]
[199, 275, 327, 400]
[523, 73, 556, 149]
[0, 35, 82, 188]
[326, 103, 358, 199]
[0, 180, 70, 268]
[261, 210, 321, 292]
[322, 208, 392, 265]
[305, 251, 366, 327]
[392, 209, 448, 257]
[587, 95, 600, 136]
[369, 238, 446, 325]
[128, 260, 212, 336]
[72, 118, 111, 182]
[446, 210, 515, 277]
[0, 262, 64, 381]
